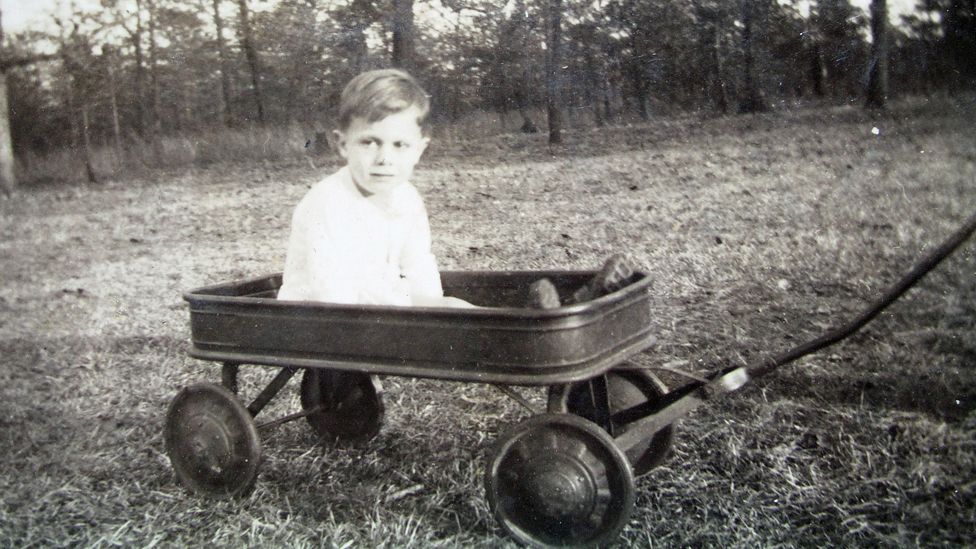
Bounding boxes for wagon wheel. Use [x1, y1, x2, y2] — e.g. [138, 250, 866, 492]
[548, 369, 674, 476]
[164, 382, 262, 498]
[485, 414, 635, 548]
[300, 369, 384, 444]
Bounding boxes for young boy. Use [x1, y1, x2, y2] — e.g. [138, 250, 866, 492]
[279, 68, 636, 309]
[278, 69, 468, 307]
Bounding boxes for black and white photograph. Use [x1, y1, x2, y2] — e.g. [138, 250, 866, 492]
[0, 0, 974, 546]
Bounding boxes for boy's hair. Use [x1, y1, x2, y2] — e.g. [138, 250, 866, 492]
[338, 69, 431, 134]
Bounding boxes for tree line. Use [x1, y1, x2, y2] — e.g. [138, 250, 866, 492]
[1, 0, 974, 171]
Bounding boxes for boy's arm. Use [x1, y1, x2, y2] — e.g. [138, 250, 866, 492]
[278, 201, 357, 303]
[278, 206, 315, 301]
[400, 204, 444, 301]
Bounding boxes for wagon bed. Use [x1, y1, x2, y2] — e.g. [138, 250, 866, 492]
[184, 269, 656, 385]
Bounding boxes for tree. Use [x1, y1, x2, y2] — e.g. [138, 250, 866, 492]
[392, 0, 415, 69]
[692, 0, 732, 113]
[147, 0, 163, 137]
[131, 0, 149, 135]
[332, 0, 378, 78]
[54, 15, 101, 183]
[899, 0, 950, 91]
[943, 0, 976, 84]
[159, 3, 218, 131]
[0, 8, 14, 195]
[478, 0, 544, 133]
[102, 44, 124, 162]
[437, 0, 495, 122]
[545, 0, 563, 144]
[740, 0, 770, 112]
[257, 0, 331, 122]
[764, 1, 810, 98]
[865, 0, 889, 108]
[98, 0, 150, 136]
[563, 21, 613, 125]
[606, 0, 698, 119]
[237, 0, 265, 125]
[607, 0, 654, 119]
[5, 39, 60, 154]
[212, 0, 233, 126]
[810, 0, 868, 98]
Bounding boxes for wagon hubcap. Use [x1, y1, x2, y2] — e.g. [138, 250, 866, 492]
[521, 455, 596, 521]
[186, 413, 234, 475]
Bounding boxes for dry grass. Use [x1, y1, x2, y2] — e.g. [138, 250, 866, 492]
[1, 93, 975, 547]
[16, 124, 319, 187]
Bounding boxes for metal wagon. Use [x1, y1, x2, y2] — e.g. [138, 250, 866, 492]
[165, 212, 975, 548]
[167, 269, 722, 547]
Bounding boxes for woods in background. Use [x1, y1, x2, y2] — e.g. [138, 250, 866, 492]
[0, 0, 974, 184]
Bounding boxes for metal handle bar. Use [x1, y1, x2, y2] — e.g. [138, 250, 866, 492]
[749, 209, 976, 379]
[614, 210, 976, 456]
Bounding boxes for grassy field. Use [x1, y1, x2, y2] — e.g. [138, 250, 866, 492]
[2, 94, 975, 547]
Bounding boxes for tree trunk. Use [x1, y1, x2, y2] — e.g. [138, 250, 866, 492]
[602, 42, 619, 122]
[0, 9, 14, 195]
[147, 0, 163, 163]
[546, 0, 563, 144]
[451, 8, 463, 122]
[810, 43, 827, 97]
[107, 51, 124, 165]
[629, 60, 650, 120]
[711, 26, 729, 113]
[212, 0, 234, 126]
[133, 0, 148, 136]
[625, 34, 651, 120]
[81, 107, 98, 184]
[515, 71, 538, 133]
[692, 1, 727, 113]
[739, 0, 769, 113]
[865, 0, 889, 109]
[182, 81, 194, 130]
[148, 0, 162, 136]
[392, 0, 415, 70]
[581, 32, 603, 127]
[0, 71, 15, 195]
[349, 23, 368, 74]
[238, 0, 265, 125]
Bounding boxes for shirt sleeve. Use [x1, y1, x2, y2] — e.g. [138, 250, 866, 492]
[278, 194, 360, 303]
[278, 200, 320, 301]
[399, 200, 443, 302]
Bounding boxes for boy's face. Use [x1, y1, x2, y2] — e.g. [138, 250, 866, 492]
[335, 107, 430, 197]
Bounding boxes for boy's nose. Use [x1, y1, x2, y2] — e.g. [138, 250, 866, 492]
[375, 145, 391, 165]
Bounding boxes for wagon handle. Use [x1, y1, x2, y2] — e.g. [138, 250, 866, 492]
[616, 212, 976, 457]
[613, 367, 749, 455]
[749, 209, 976, 379]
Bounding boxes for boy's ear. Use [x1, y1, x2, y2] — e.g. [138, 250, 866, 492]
[418, 136, 430, 156]
[332, 130, 347, 158]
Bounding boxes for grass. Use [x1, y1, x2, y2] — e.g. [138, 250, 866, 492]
[1, 93, 975, 547]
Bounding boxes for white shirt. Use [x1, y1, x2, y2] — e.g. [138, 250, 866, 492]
[277, 167, 443, 306]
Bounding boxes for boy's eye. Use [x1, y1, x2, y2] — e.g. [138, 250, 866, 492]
[395, 142, 409, 149]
